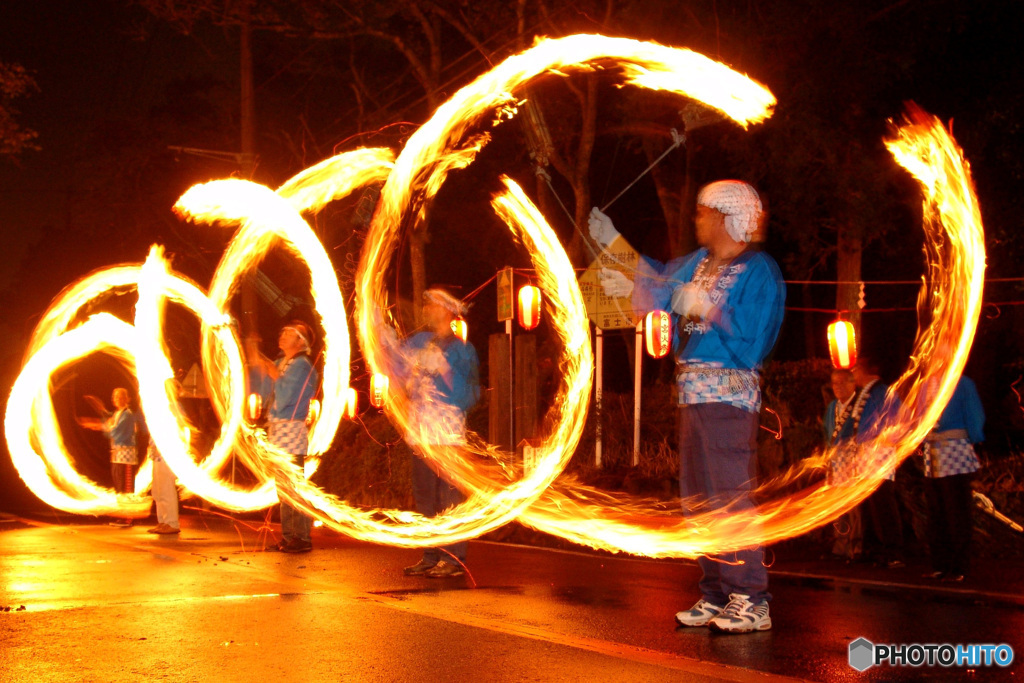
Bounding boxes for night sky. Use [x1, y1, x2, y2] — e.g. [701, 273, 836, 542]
[2, 1, 1024, 508]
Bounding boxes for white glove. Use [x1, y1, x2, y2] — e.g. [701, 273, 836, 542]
[598, 268, 634, 298]
[419, 344, 450, 376]
[671, 284, 713, 320]
[588, 207, 622, 248]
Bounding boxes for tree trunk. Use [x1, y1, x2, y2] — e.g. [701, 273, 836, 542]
[836, 225, 863, 337]
[568, 75, 598, 265]
[409, 229, 428, 327]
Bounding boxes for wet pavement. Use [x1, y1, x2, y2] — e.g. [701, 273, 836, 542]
[0, 510, 1021, 682]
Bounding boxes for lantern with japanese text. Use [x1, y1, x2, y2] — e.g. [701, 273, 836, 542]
[343, 387, 358, 419]
[370, 373, 389, 408]
[644, 310, 672, 359]
[518, 285, 541, 330]
[827, 319, 857, 369]
[450, 318, 468, 342]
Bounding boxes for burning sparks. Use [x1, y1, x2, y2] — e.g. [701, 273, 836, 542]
[4, 149, 393, 516]
[4, 35, 983, 561]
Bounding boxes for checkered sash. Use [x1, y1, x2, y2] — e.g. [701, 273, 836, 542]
[923, 433, 979, 478]
[676, 364, 760, 413]
[110, 445, 138, 465]
[269, 419, 309, 456]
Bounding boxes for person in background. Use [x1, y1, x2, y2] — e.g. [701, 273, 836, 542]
[921, 374, 985, 582]
[848, 355, 906, 569]
[591, 180, 785, 634]
[145, 433, 180, 535]
[397, 288, 480, 579]
[248, 321, 320, 554]
[79, 387, 139, 528]
[823, 368, 863, 560]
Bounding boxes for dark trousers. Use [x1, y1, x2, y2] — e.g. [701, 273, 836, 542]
[864, 480, 905, 562]
[925, 473, 974, 575]
[412, 454, 467, 564]
[279, 451, 311, 544]
[110, 463, 136, 494]
[678, 403, 769, 605]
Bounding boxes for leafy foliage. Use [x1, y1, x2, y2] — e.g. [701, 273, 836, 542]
[0, 62, 40, 159]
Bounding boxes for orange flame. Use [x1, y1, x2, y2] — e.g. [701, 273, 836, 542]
[6, 37, 980, 561]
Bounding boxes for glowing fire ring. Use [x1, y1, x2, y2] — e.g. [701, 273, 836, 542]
[5, 36, 984, 559]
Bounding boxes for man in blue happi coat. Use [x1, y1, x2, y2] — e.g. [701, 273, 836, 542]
[591, 180, 785, 633]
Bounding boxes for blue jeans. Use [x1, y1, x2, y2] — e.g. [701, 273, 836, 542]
[412, 453, 467, 563]
[678, 403, 770, 604]
[279, 451, 311, 544]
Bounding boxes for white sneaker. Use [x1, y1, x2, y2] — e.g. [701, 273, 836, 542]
[675, 599, 724, 627]
[708, 593, 771, 633]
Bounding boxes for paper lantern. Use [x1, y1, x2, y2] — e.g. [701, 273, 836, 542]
[370, 373, 389, 408]
[644, 310, 672, 358]
[246, 393, 262, 421]
[450, 318, 468, 342]
[343, 387, 358, 419]
[306, 398, 321, 426]
[828, 319, 857, 369]
[518, 285, 541, 330]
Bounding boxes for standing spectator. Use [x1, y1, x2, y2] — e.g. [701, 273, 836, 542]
[591, 180, 785, 633]
[79, 388, 139, 527]
[847, 355, 906, 569]
[823, 369, 863, 560]
[398, 288, 480, 579]
[248, 321, 320, 554]
[921, 375, 984, 582]
[146, 437, 180, 535]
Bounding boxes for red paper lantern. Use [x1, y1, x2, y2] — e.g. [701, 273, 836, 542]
[342, 387, 358, 419]
[246, 393, 262, 422]
[828, 319, 857, 369]
[306, 398, 321, 426]
[370, 373, 389, 408]
[644, 310, 672, 358]
[518, 285, 541, 330]
[450, 318, 468, 342]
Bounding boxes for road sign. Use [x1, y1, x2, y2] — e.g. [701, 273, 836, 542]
[497, 267, 514, 322]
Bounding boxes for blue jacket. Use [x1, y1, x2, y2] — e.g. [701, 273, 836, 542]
[104, 408, 137, 447]
[635, 248, 785, 370]
[934, 376, 985, 443]
[270, 353, 319, 420]
[401, 331, 480, 413]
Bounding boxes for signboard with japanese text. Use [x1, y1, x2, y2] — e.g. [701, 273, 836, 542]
[579, 236, 643, 329]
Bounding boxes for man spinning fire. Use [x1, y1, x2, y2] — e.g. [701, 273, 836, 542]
[591, 180, 785, 633]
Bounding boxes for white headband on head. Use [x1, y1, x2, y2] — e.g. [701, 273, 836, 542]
[424, 289, 467, 317]
[697, 180, 762, 243]
[283, 325, 311, 349]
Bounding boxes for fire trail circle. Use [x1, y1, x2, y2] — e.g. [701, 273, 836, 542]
[4, 36, 984, 559]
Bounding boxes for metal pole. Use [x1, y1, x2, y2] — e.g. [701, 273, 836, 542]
[634, 322, 642, 466]
[507, 317, 514, 454]
[595, 326, 603, 468]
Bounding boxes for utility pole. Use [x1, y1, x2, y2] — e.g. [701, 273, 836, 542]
[239, 0, 259, 343]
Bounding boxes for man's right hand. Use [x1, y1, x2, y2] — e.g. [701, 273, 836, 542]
[599, 268, 634, 298]
[588, 207, 622, 248]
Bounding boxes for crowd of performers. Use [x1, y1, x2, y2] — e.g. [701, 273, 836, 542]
[76, 179, 987, 634]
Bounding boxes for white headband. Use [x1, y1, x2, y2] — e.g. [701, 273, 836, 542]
[424, 289, 467, 317]
[697, 180, 762, 243]
[283, 325, 311, 349]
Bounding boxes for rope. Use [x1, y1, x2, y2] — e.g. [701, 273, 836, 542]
[535, 129, 685, 272]
[599, 129, 685, 213]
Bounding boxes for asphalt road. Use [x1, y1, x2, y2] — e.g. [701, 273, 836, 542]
[0, 511, 1020, 682]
